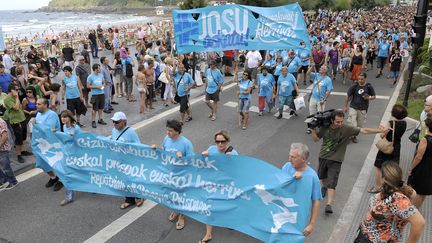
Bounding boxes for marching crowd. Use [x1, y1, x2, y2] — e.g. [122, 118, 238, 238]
[0, 4, 431, 243]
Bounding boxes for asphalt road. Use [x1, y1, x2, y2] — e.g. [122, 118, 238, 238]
[0, 60, 398, 243]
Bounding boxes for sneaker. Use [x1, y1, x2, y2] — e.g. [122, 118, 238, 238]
[60, 199, 73, 206]
[17, 155, 25, 164]
[5, 182, 18, 190]
[375, 74, 381, 78]
[45, 177, 59, 188]
[0, 181, 10, 191]
[321, 187, 327, 198]
[185, 117, 192, 122]
[258, 111, 263, 116]
[306, 128, 312, 134]
[21, 151, 33, 156]
[98, 119, 107, 125]
[109, 107, 114, 111]
[276, 114, 283, 119]
[53, 181, 64, 191]
[325, 204, 333, 214]
[77, 122, 85, 128]
[103, 110, 111, 114]
[111, 101, 119, 105]
[351, 136, 358, 143]
[289, 110, 297, 116]
[92, 121, 97, 128]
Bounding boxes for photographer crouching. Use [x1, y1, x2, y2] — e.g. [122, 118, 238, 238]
[310, 109, 389, 214]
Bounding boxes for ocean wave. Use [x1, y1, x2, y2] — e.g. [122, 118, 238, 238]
[28, 19, 39, 23]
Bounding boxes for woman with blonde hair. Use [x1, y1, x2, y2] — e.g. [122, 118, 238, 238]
[356, 162, 424, 243]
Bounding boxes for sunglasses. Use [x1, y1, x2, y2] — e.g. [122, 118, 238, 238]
[215, 140, 227, 144]
[26, 91, 33, 93]
[113, 120, 121, 124]
[243, 73, 249, 76]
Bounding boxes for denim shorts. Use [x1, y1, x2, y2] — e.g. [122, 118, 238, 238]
[238, 98, 251, 113]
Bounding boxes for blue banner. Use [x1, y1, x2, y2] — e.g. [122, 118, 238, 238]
[172, 3, 310, 54]
[32, 125, 313, 243]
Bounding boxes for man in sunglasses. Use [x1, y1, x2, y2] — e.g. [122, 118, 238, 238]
[110, 111, 144, 209]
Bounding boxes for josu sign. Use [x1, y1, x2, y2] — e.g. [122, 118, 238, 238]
[172, 3, 310, 53]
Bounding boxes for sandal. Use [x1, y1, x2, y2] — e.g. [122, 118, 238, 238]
[199, 237, 212, 243]
[367, 186, 380, 194]
[135, 199, 145, 207]
[168, 211, 179, 222]
[120, 202, 135, 209]
[176, 217, 185, 230]
[211, 115, 216, 121]
[208, 113, 213, 118]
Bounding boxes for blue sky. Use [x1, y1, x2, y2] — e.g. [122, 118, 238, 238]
[0, 0, 51, 10]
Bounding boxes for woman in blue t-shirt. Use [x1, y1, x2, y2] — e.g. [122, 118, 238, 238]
[199, 130, 238, 243]
[236, 71, 254, 130]
[59, 110, 81, 206]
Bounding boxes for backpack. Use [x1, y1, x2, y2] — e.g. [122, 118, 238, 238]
[125, 63, 133, 78]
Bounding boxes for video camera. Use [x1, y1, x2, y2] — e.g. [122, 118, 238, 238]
[305, 109, 335, 130]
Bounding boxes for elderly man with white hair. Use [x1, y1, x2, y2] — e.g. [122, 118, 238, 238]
[281, 143, 322, 237]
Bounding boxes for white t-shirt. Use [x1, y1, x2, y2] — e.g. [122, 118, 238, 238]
[246, 51, 262, 69]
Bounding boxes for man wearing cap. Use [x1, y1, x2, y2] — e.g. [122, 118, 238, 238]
[204, 61, 224, 121]
[110, 111, 145, 209]
[0, 64, 14, 93]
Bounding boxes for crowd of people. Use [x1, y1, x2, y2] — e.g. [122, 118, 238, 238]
[0, 4, 431, 242]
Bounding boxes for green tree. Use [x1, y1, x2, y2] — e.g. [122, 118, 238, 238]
[180, 0, 207, 9]
[333, 0, 351, 10]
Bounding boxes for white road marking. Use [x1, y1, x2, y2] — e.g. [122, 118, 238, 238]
[83, 200, 158, 243]
[224, 101, 238, 108]
[16, 168, 43, 182]
[298, 89, 389, 100]
[223, 102, 292, 120]
[249, 106, 259, 113]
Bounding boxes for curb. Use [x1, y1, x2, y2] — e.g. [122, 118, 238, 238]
[327, 57, 411, 242]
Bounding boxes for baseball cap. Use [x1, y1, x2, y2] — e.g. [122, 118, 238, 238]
[111, 112, 127, 121]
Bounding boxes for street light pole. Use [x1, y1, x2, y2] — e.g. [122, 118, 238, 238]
[402, 0, 428, 107]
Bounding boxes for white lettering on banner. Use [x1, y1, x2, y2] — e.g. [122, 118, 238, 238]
[77, 138, 108, 149]
[66, 153, 103, 168]
[195, 175, 246, 199]
[90, 173, 126, 190]
[161, 153, 188, 166]
[106, 159, 148, 179]
[149, 170, 193, 188]
[161, 154, 218, 171]
[255, 11, 299, 43]
[170, 191, 212, 216]
[199, 7, 248, 39]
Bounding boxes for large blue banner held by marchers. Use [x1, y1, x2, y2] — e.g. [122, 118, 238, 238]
[32, 125, 313, 243]
[172, 3, 310, 54]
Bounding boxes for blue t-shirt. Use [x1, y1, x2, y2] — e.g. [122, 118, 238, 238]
[111, 127, 141, 144]
[207, 145, 238, 155]
[273, 62, 283, 76]
[377, 42, 390, 57]
[162, 135, 194, 156]
[205, 68, 224, 94]
[281, 162, 322, 201]
[87, 73, 104, 95]
[238, 79, 254, 100]
[297, 48, 311, 66]
[0, 73, 13, 93]
[257, 73, 275, 98]
[278, 74, 296, 97]
[35, 109, 60, 131]
[175, 72, 195, 97]
[311, 73, 333, 101]
[262, 59, 275, 68]
[287, 57, 301, 73]
[63, 124, 81, 136]
[63, 75, 81, 99]
[280, 50, 289, 63]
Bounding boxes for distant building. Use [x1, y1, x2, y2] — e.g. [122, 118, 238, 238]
[209, 1, 231, 6]
[156, 6, 164, 16]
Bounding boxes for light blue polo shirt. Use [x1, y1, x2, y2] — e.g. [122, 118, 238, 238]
[311, 73, 333, 101]
[257, 73, 275, 98]
[111, 127, 141, 144]
[175, 72, 195, 97]
[87, 73, 104, 95]
[162, 135, 194, 156]
[35, 109, 60, 131]
[64, 75, 81, 99]
[207, 145, 238, 155]
[282, 162, 322, 201]
[205, 68, 224, 94]
[278, 74, 296, 97]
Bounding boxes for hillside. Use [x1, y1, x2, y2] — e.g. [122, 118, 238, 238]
[41, 0, 175, 12]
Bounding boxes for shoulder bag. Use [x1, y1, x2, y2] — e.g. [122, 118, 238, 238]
[376, 121, 395, 154]
[174, 73, 185, 103]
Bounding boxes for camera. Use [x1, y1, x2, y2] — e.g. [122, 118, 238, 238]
[305, 109, 335, 130]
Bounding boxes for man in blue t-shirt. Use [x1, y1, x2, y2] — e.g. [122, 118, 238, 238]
[276, 67, 298, 119]
[307, 65, 333, 116]
[204, 61, 224, 121]
[256, 66, 276, 116]
[111, 111, 144, 210]
[286, 51, 301, 79]
[281, 143, 322, 236]
[174, 63, 195, 124]
[62, 66, 85, 127]
[152, 119, 194, 231]
[376, 37, 390, 78]
[297, 41, 311, 85]
[87, 63, 107, 128]
[0, 64, 14, 92]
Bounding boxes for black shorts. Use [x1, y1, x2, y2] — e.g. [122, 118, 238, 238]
[90, 94, 105, 110]
[299, 65, 309, 74]
[222, 56, 233, 67]
[66, 98, 85, 115]
[318, 158, 342, 189]
[179, 95, 189, 113]
[205, 91, 220, 102]
[377, 57, 387, 69]
[11, 122, 25, 146]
